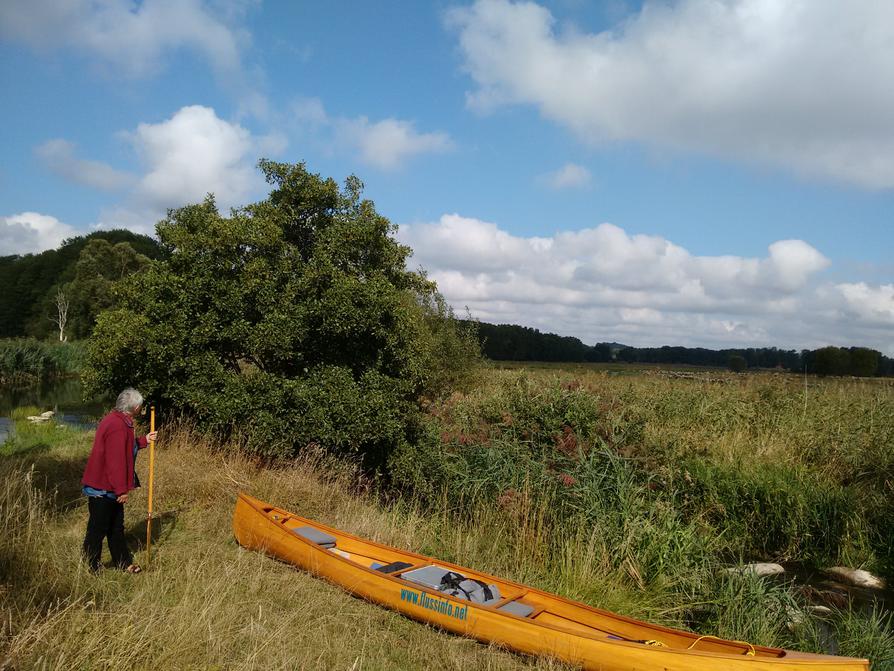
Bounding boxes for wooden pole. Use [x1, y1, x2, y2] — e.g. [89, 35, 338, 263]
[145, 406, 156, 564]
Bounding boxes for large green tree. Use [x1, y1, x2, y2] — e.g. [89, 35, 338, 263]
[86, 160, 479, 460]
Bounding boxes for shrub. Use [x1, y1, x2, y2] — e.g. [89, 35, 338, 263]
[85, 160, 479, 462]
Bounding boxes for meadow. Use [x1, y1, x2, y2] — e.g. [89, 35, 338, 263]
[1, 365, 893, 669]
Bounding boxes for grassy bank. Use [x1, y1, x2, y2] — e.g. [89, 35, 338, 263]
[0, 339, 85, 385]
[2, 392, 893, 669]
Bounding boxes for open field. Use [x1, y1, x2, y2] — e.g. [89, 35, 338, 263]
[2, 366, 893, 669]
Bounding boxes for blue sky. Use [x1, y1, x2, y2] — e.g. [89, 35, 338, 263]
[1, 1, 893, 353]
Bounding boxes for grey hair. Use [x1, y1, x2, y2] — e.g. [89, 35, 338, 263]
[115, 388, 144, 413]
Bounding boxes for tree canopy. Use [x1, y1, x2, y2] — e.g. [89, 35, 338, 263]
[86, 160, 479, 461]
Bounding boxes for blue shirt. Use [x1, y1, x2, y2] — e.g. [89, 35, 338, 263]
[82, 485, 117, 499]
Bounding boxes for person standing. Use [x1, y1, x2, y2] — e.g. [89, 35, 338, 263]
[81, 387, 158, 573]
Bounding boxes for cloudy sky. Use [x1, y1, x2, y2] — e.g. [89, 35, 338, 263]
[1, 1, 892, 353]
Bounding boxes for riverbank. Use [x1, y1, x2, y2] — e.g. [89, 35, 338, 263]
[2, 392, 893, 669]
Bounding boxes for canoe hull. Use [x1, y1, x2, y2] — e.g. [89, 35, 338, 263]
[233, 493, 869, 671]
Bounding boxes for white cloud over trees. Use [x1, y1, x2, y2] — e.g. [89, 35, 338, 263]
[127, 105, 260, 211]
[0, 212, 77, 255]
[398, 214, 894, 353]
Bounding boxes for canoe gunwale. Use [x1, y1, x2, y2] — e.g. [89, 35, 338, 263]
[233, 492, 870, 669]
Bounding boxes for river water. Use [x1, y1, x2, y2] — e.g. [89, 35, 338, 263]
[0, 377, 109, 445]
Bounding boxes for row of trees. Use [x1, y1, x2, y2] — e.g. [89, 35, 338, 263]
[475, 322, 893, 377]
[0, 230, 166, 340]
[475, 322, 613, 362]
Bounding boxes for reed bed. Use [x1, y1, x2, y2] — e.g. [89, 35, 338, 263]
[0, 339, 85, 385]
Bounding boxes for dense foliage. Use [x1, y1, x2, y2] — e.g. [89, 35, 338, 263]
[0, 230, 166, 339]
[86, 160, 480, 461]
[475, 321, 893, 376]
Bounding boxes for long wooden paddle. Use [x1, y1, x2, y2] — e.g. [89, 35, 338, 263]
[145, 406, 156, 564]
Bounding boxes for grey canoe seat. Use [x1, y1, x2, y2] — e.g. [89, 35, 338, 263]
[402, 565, 502, 605]
[498, 600, 536, 617]
[293, 526, 336, 548]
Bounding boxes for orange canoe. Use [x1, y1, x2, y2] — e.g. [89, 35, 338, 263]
[232, 492, 869, 671]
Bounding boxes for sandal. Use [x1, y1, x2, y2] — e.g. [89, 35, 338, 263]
[124, 564, 142, 574]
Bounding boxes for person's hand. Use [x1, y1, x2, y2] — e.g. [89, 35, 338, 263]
[146, 431, 158, 443]
[117, 493, 129, 504]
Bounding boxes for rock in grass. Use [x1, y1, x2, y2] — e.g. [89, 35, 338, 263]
[727, 562, 785, 577]
[825, 567, 886, 589]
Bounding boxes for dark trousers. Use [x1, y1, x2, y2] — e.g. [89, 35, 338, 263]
[83, 496, 132, 571]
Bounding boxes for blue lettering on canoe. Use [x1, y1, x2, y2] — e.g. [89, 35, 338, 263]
[400, 588, 467, 621]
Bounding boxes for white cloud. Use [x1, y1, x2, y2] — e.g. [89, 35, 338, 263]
[397, 214, 894, 353]
[542, 163, 591, 189]
[0, 212, 77, 255]
[338, 118, 454, 170]
[0, 0, 268, 117]
[26, 105, 276, 242]
[0, 0, 245, 78]
[290, 97, 453, 170]
[448, 0, 894, 189]
[128, 105, 261, 211]
[826, 283, 894, 327]
[35, 139, 134, 191]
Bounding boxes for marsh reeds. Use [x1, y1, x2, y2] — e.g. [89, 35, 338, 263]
[0, 339, 85, 385]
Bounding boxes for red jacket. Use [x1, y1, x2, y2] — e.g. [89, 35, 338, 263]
[82, 411, 148, 497]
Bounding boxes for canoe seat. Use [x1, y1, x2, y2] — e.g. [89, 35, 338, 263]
[293, 526, 336, 548]
[403, 565, 502, 605]
[498, 600, 536, 617]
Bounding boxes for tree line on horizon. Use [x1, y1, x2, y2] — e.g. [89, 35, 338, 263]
[1, 228, 890, 378]
[473, 321, 894, 377]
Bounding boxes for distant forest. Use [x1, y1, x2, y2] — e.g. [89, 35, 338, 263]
[473, 322, 894, 377]
[0, 230, 167, 340]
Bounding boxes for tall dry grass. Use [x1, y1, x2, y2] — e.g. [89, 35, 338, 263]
[0, 423, 576, 670]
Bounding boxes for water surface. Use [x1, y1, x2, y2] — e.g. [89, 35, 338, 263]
[0, 378, 110, 444]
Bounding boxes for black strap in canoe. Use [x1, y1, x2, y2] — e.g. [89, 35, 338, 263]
[439, 571, 494, 602]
